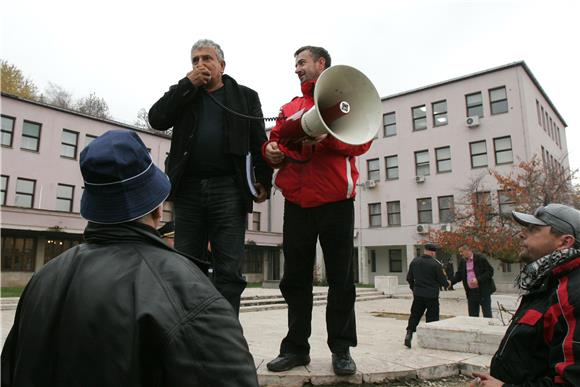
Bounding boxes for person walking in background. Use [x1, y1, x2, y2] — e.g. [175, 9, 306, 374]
[451, 244, 496, 318]
[404, 243, 450, 348]
[148, 39, 273, 315]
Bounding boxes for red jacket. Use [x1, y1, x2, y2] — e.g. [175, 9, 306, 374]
[262, 81, 371, 208]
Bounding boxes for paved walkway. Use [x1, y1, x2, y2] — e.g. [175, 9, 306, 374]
[1, 286, 520, 386]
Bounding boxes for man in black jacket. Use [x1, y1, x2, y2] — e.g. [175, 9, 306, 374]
[404, 243, 450, 348]
[472, 204, 580, 386]
[148, 39, 272, 314]
[451, 244, 495, 318]
[1, 130, 259, 387]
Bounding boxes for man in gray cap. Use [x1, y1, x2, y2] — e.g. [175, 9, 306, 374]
[404, 243, 450, 348]
[472, 203, 580, 386]
[1, 130, 258, 387]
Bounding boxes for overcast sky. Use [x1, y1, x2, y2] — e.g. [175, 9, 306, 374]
[2, 0, 578, 175]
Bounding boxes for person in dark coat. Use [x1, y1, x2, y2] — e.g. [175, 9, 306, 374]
[451, 244, 496, 318]
[148, 39, 273, 315]
[472, 204, 580, 386]
[0, 130, 259, 387]
[404, 243, 450, 348]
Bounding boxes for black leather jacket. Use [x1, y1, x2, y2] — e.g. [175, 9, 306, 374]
[407, 255, 449, 298]
[148, 74, 272, 213]
[1, 222, 259, 387]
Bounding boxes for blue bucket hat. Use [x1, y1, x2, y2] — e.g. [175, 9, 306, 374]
[80, 130, 171, 224]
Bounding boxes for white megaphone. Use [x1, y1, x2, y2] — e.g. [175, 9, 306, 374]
[278, 65, 382, 145]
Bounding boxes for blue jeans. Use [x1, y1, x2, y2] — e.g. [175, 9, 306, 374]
[173, 175, 247, 315]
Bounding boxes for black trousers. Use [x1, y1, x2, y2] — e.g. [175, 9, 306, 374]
[467, 289, 493, 318]
[279, 199, 357, 355]
[406, 296, 440, 332]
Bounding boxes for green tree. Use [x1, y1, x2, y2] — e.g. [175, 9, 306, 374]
[0, 60, 39, 100]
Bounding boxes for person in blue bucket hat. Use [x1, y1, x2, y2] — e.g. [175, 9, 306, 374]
[1, 130, 259, 387]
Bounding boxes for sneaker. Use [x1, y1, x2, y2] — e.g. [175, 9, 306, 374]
[331, 351, 356, 375]
[266, 353, 311, 372]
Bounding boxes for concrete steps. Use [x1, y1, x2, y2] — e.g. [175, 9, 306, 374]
[240, 288, 387, 313]
[0, 298, 19, 311]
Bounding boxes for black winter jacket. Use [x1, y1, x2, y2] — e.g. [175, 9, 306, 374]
[490, 252, 580, 386]
[1, 222, 259, 387]
[148, 74, 272, 213]
[451, 253, 496, 297]
[407, 255, 449, 299]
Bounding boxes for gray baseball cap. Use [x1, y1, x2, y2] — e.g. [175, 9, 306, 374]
[512, 203, 580, 240]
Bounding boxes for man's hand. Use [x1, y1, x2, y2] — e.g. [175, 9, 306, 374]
[253, 183, 267, 203]
[265, 142, 285, 164]
[469, 277, 479, 287]
[186, 65, 211, 87]
[469, 372, 504, 386]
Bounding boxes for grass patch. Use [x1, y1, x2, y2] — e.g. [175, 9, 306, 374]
[1, 287, 24, 298]
[246, 282, 263, 288]
[356, 283, 375, 288]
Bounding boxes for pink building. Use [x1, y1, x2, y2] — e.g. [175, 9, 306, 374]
[1, 94, 283, 287]
[1, 61, 570, 289]
[354, 61, 569, 289]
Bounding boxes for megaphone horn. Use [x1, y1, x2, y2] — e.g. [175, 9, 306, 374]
[278, 65, 382, 146]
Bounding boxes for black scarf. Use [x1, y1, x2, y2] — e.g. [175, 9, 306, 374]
[516, 248, 580, 292]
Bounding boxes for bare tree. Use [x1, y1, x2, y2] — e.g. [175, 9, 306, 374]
[76, 92, 111, 119]
[44, 82, 73, 109]
[134, 108, 153, 129]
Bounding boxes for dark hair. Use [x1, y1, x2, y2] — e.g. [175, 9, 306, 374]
[294, 46, 331, 69]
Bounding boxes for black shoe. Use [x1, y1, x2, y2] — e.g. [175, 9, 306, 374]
[404, 331, 413, 348]
[266, 353, 311, 372]
[332, 351, 356, 376]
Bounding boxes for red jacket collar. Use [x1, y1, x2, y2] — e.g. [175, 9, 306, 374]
[301, 80, 316, 98]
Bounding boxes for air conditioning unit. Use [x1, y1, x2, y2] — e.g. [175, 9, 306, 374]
[365, 180, 377, 189]
[416, 224, 429, 234]
[415, 175, 425, 183]
[440, 224, 452, 232]
[466, 116, 480, 128]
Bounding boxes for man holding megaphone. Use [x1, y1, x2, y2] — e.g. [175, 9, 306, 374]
[263, 46, 375, 376]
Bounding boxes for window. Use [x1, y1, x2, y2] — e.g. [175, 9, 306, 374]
[541, 106, 546, 130]
[466, 92, 483, 118]
[21, 120, 41, 152]
[45, 238, 80, 264]
[370, 250, 377, 273]
[369, 203, 381, 227]
[1, 236, 36, 272]
[1, 175, 8, 205]
[498, 190, 516, 218]
[490, 86, 508, 115]
[536, 100, 541, 126]
[61, 129, 79, 159]
[389, 249, 403, 272]
[15, 178, 35, 208]
[243, 247, 263, 273]
[417, 198, 433, 224]
[494, 136, 513, 165]
[382, 155, 397, 180]
[435, 146, 451, 173]
[56, 184, 74, 212]
[252, 212, 261, 231]
[367, 158, 380, 181]
[85, 134, 97, 147]
[387, 201, 401, 226]
[383, 112, 396, 137]
[1, 115, 15, 147]
[438, 196, 454, 223]
[475, 191, 492, 214]
[470, 140, 488, 168]
[432, 100, 448, 127]
[415, 150, 430, 176]
[412, 105, 427, 131]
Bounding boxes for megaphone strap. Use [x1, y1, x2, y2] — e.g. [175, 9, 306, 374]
[278, 143, 314, 164]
